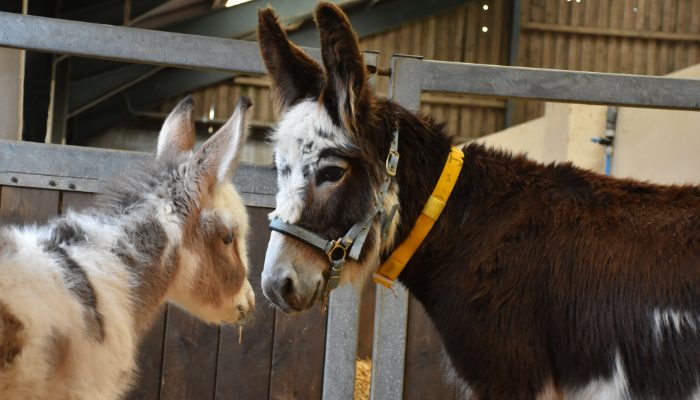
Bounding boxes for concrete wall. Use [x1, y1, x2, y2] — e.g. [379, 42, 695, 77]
[0, 47, 23, 140]
[476, 103, 607, 173]
[476, 117, 546, 161]
[477, 64, 700, 186]
[612, 64, 700, 185]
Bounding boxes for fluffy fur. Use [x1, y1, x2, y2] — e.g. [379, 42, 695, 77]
[0, 97, 254, 400]
[259, 3, 700, 399]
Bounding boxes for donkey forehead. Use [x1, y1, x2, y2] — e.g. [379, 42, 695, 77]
[204, 183, 247, 226]
[271, 100, 352, 223]
[272, 100, 350, 166]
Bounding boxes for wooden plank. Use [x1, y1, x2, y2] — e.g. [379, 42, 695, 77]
[520, 20, 700, 42]
[491, 0, 506, 64]
[126, 308, 167, 400]
[160, 306, 220, 400]
[61, 191, 96, 213]
[656, 0, 674, 74]
[527, 0, 545, 121]
[357, 280, 376, 360]
[464, 3, 478, 62]
[689, 0, 700, 66]
[216, 83, 228, 121]
[554, 0, 570, 70]
[476, 1, 492, 64]
[674, 0, 691, 71]
[403, 296, 455, 400]
[425, 14, 437, 60]
[631, 0, 647, 75]
[594, 0, 610, 72]
[447, 105, 459, 138]
[541, 0, 557, 68]
[269, 302, 327, 400]
[580, 0, 597, 71]
[607, 0, 624, 72]
[647, 0, 663, 75]
[567, 0, 582, 71]
[619, 0, 635, 74]
[452, 6, 466, 62]
[0, 186, 59, 225]
[215, 207, 275, 400]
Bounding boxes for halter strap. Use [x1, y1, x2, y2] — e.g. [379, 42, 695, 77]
[269, 127, 400, 310]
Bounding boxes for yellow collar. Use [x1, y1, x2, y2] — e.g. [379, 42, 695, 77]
[373, 146, 464, 288]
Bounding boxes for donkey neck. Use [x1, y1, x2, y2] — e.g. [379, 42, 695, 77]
[60, 198, 181, 334]
[376, 103, 453, 293]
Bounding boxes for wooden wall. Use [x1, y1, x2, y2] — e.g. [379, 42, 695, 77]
[172, 0, 513, 142]
[170, 0, 700, 143]
[515, 0, 700, 123]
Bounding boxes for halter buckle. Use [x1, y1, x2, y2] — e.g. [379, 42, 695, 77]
[326, 240, 349, 263]
[385, 149, 399, 177]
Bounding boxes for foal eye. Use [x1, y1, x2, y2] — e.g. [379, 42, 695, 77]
[318, 166, 345, 184]
[222, 233, 234, 245]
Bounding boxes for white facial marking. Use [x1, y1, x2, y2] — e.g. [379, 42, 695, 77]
[565, 352, 629, 399]
[269, 100, 351, 224]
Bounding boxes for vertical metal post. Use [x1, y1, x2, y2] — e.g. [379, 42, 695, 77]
[322, 51, 379, 400]
[370, 54, 423, 400]
[322, 285, 361, 400]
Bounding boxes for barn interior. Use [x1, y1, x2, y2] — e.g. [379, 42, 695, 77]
[2, 1, 700, 399]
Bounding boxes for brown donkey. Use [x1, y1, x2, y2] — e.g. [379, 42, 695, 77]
[0, 97, 254, 400]
[258, 3, 700, 399]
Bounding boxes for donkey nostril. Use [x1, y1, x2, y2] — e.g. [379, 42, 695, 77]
[280, 277, 294, 297]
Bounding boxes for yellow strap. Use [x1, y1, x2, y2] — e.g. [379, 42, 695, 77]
[373, 146, 464, 288]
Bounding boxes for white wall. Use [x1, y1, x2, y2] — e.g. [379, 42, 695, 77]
[612, 64, 700, 185]
[476, 103, 607, 173]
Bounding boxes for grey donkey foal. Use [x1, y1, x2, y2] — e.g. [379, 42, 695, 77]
[0, 97, 254, 400]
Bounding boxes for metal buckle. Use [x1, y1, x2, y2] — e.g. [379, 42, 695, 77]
[326, 240, 348, 263]
[385, 148, 399, 177]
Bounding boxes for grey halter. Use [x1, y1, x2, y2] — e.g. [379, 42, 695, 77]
[269, 128, 400, 309]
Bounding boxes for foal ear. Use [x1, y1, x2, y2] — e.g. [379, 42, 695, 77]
[257, 7, 324, 112]
[157, 95, 195, 160]
[194, 97, 252, 185]
[315, 2, 371, 134]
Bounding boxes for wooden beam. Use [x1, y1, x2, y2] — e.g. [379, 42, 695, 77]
[522, 22, 700, 43]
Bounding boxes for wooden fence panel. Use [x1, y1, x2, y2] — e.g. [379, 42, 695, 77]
[516, 0, 700, 125]
[269, 303, 327, 400]
[215, 206, 276, 400]
[127, 309, 168, 400]
[0, 186, 59, 224]
[160, 307, 220, 400]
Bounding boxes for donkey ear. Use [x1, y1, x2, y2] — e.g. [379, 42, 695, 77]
[315, 2, 371, 134]
[194, 97, 252, 185]
[258, 7, 324, 112]
[157, 95, 196, 160]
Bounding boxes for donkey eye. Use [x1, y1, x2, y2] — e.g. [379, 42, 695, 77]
[223, 233, 234, 245]
[318, 166, 345, 184]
